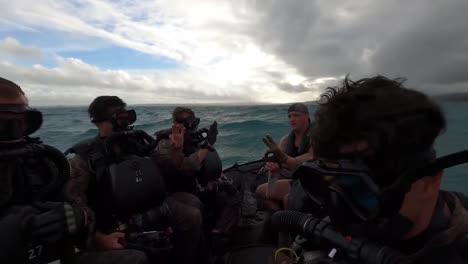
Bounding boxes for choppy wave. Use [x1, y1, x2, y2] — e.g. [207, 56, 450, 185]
[34, 102, 468, 193]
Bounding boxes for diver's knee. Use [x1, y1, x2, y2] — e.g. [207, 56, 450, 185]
[179, 206, 203, 229]
[171, 192, 203, 209]
[283, 193, 290, 210]
[190, 207, 203, 227]
[115, 250, 149, 264]
[127, 250, 150, 264]
[255, 183, 267, 199]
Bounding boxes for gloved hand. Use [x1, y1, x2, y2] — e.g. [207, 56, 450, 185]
[263, 135, 288, 164]
[207, 121, 218, 146]
[31, 202, 83, 245]
[0, 206, 38, 262]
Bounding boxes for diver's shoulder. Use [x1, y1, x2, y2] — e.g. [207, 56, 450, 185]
[155, 128, 172, 139]
[440, 190, 468, 208]
[65, 137, 99, 157]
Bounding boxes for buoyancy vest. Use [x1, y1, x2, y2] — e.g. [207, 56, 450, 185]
[66, 134, 165, 230]
[285, 124, 311, 158]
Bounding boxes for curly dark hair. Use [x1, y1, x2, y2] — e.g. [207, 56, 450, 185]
[311, 75, 446, 186]
[88, 96, 126, 122]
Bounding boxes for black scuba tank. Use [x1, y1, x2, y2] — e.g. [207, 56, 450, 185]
[198, 150, 223, 185]
[109, 154, 166, 216]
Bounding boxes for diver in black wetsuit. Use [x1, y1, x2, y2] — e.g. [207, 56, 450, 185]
[284, 75, 468, 263]
[155, 107, 242, 253]
[66, 96, 206, 264]
[0, 77, 84, 264]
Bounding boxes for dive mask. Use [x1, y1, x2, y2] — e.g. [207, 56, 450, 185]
[0, 104, 42, 141]
[297, 159, 381, 221]
[92, 109, 137, 127]
[182, 117, 200, 130]
[297, 149, 468, 223]
[112, 109, 137, 127]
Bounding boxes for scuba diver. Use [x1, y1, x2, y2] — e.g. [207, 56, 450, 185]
[154, 107, 242, 252]
[255, 103, 313, 211]
[0, 77, 83, 263]
[65, 96, 206, 264]
[272, 75, 468, 263]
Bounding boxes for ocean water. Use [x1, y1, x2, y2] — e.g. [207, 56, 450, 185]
[33, 102, 468, 193]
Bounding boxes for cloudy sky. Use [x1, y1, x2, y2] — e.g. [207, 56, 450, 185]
[0, 0, 467, 106]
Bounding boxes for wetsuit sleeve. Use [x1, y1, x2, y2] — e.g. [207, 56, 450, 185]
[65, 155, 96, 249]
[183, 152, 203, 174]
[153, 138, 201, 177]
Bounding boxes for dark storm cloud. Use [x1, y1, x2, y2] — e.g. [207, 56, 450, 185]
[278, 82, 310, 93]
[242, 0, 468, 93]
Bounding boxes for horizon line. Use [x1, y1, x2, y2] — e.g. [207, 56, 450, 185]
[35, 100, 319, 108]
[31, 92, 468, 108]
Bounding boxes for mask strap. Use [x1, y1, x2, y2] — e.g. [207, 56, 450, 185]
[431, 150, 468, 171]
[381, 147, 436, 191]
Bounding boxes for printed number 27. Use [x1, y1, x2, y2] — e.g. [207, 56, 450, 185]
[28, 245, 43, 260]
